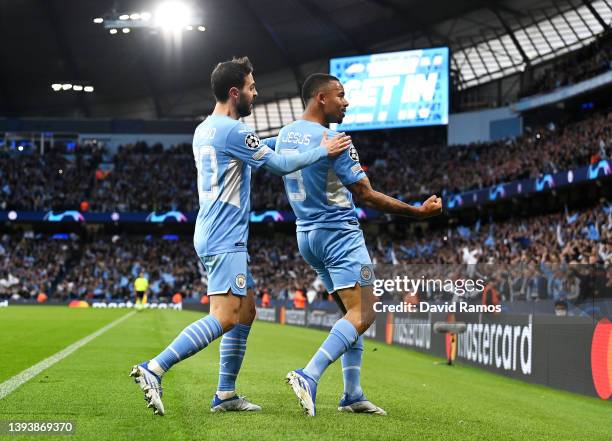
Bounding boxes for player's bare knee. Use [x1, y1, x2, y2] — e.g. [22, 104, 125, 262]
[355, 313, 375, 334]
[345, 307, 375, 334]
[220, 315, 239, 332]
[216, 309, 240, 332]
[210, 292, 241, 332]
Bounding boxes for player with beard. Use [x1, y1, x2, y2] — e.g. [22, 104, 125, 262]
[130, 58, 351, 416]
[277, 73, 442, 416]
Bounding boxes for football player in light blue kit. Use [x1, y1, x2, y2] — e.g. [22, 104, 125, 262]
[280, 74, 443, 416]
[130, 59, 351, 416]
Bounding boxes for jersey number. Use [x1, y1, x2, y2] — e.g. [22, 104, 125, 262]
[195, 146, 218, 201]
[280, 149, 306, 201]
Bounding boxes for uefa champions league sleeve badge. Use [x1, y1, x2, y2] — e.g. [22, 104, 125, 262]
[349, 145, 359, 162]
[245, 133, 260, 150]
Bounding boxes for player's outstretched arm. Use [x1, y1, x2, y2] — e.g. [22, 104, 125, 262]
[262, 132, 351, 176]
[348, 176, 443, 219]
[260, 137, 277, 148]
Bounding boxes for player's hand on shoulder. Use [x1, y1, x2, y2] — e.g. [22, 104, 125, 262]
[321, 131, 351, 157]
[418, 195, 443, 218]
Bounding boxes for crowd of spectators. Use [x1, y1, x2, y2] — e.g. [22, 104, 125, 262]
[369, 201, 611, 311]
[0, 232, 77, 299]
[253, 110, 611, 208]
[366, 111, 609, 198]
[2, 111, 609, 213]
[0, 149, 99, 211]
[1, 201, 608, 309]
[55, 236, 205, 302]
[88, 143, 197, 212]
[260, 201, 611, 306]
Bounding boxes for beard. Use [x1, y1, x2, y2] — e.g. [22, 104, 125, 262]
[236, 93, 253, 117]
[326, 115, 343, 125]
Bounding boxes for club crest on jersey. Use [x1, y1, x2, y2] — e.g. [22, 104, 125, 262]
[360, 265, 373, 281]
[245, 133, 260, 150]
[235, 274, 247, 289]
[349, 145, 359, 162]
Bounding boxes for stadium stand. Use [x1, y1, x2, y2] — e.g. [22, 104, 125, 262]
[1, 111, 609, 212]
[519, 29, 612, 98]
[2, 201, 609, 313]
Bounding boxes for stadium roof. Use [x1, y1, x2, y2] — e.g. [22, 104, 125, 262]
[1, 0, 610, 118]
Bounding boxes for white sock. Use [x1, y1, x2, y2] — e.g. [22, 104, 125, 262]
[147, 360, 166, 377]
[216, 390, 236, 400]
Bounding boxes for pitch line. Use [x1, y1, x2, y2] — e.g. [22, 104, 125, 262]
[0, 311, 136, 400]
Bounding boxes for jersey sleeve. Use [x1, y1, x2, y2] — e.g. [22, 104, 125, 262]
[261, 137, 277, 149]
[332, 142, 366, 186]
[225, 122, 273, 169]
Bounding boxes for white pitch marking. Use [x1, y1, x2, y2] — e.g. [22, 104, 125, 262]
[0, 311, 136, 400]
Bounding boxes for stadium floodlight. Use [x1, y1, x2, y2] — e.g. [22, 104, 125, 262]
[62, 84, 73, 90]
[84, 86, 94, 93]
[95, 5, 203, 35]
[73, 85, 83, 91]
[154, 1, 192, 31]
[51, 83, 62, 91]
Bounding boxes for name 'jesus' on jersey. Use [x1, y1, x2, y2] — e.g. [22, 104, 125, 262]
[192, 115, 274, 256]
[275, 119, 366, 232]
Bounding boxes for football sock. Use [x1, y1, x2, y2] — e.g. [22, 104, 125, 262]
[146, 360, 165, 377]
[341, 335, 364, 399]
[217, 323, 251, 392]
[151, 315, 223, 373]
[303, 319, 359, 382]
[216, 390, 236, 400]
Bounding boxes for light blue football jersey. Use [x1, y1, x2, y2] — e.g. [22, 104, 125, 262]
[275, 119, 366, 232]
[192, 115, 274, 256]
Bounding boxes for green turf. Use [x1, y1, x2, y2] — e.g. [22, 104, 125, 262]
[0, 306, 611, 440]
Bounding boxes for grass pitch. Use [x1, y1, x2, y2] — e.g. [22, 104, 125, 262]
[0, 306, 611, 441]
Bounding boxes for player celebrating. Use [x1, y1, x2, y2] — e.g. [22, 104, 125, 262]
[278, 73, 442, 416]
[130, 59, 351, 416]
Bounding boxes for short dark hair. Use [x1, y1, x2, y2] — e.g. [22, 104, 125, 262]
[301, 73, 340, 105]
[210, 56, 254, 102]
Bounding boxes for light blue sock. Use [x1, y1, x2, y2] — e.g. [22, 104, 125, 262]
[152, 315, 223, 372]
[304, 319, 359, 382]
[341, 335, 364, 399]
[217, 323, 251, 392]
